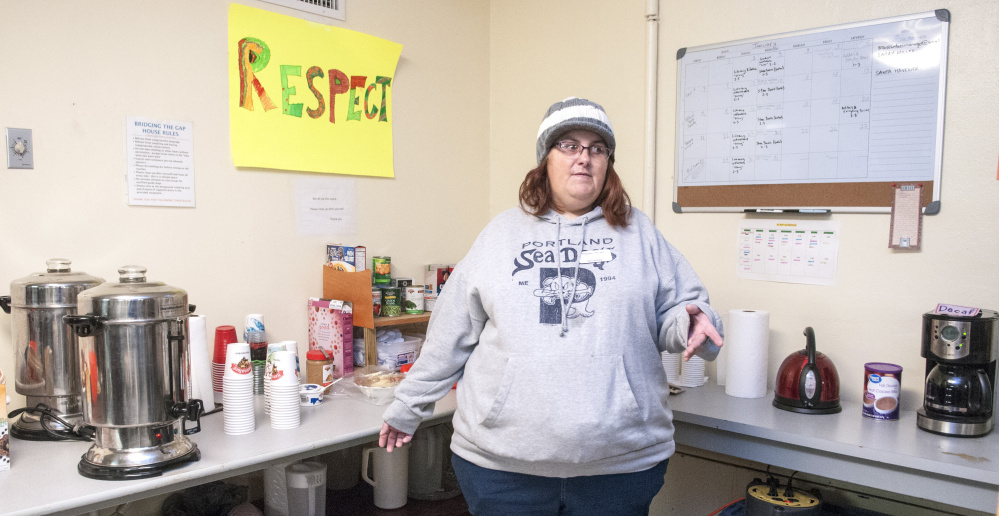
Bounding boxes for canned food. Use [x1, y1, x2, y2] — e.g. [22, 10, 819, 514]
[380, 287, 402, 317]
[371, 288, 382, 317]
[372, 256, 391, 285]
[863, 362, 902, 420]
[395, 277, 413, 291]
[405, 285, 425, 314]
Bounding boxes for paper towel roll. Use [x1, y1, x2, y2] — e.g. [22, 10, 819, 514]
[188, 315, 216, 408]
[724, 309, 770, 398]
[715, 343, 727, 386]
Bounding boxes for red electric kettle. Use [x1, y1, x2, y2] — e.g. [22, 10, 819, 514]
[773, 327, 842, 414]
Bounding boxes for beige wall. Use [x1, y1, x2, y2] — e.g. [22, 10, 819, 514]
[489, 0, 649, 215]
[491, 0, 999, 409]
[1, 0, 997, 512]
[0, 0, 491, 407]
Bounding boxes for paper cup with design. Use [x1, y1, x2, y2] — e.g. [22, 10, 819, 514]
[270, 350, 300, 386]
[274, 341, 301, 376]
[264, 342, 288, 379]
[224, 343, 253, 380]
[244, 313, 265, 342]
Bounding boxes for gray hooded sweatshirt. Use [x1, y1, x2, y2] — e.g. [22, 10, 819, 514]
[382, 206, 722, 478]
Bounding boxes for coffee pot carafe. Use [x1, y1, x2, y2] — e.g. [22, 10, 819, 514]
[65, 265, 203, 479]
[923, 364, 993, 418]
[917, 309, 999, 437]
[0, 259, 104, 440]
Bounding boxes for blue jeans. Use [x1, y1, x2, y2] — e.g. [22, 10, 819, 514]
[452, 453, 669, 516]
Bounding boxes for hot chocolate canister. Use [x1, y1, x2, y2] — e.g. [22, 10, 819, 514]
[864, 362, 902, 420]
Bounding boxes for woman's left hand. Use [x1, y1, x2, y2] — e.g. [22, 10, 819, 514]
[683, 304, 723, 360]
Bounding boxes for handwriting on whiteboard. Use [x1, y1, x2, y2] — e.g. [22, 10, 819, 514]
[677, 15, 945, 187]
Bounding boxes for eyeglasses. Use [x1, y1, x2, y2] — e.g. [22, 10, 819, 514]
[553, 140, 613, 160]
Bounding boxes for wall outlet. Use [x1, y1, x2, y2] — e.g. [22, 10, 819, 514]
[6, 128, 33, 169]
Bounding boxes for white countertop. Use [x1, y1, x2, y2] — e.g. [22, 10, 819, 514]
[667, 382, 999, 513]
[0, 392, 457, 516]
[4, 383, 997, 515]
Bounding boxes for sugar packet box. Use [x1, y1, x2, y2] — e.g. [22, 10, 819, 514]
[424, 264, 453, 311]
[0, 384, 8, 471]
[326, 245, 367, 272]
[307, 298, 354, 377]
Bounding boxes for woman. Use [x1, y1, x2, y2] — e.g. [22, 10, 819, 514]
[381, 97, 723, 515]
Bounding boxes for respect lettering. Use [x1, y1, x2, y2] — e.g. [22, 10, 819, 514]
[237, 37, 392, 123]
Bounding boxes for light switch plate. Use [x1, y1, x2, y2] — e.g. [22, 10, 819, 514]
[7, 128, 33, 169]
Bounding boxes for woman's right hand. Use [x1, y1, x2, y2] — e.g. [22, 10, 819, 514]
[379, 422, 413, 452]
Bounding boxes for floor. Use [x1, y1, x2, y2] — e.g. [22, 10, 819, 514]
[325, 481, 471, 516]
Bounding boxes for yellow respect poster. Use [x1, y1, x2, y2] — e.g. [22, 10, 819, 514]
[228, 4, 402, 177]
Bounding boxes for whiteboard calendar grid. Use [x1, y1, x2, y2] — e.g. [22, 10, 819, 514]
[673, 10, 948, 213]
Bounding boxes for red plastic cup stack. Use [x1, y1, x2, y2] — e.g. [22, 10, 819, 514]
[213, 325, 238, 405]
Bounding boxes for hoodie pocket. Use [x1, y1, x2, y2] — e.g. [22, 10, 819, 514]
[475, 354, 651, 464]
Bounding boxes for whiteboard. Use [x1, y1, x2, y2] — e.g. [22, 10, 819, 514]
[673, 10, 949, 213]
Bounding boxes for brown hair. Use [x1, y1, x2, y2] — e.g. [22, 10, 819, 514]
[518, 156, 632, 227]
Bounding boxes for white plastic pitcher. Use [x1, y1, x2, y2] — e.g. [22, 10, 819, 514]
[285, 462, 327, 516]
[408, 424, 446, 496]
[361, 443, 409, 509]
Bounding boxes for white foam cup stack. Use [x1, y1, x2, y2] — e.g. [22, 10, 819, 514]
[662, 352, 682, 384]
[677, 355, 707, 387]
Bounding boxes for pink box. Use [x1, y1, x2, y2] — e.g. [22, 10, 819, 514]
[0, 384, 8, 471]
[307, 298, 354, 377]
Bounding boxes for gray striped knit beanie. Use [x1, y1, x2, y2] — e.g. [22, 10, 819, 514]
[536, 97, 615, 164]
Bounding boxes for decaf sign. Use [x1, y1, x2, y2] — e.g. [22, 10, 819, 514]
[228, 4, 402, 177]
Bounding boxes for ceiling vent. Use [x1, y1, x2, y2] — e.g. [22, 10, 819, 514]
[258, 0, 345, 21]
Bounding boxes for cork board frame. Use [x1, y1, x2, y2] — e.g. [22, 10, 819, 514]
[672, 10, 949, 214]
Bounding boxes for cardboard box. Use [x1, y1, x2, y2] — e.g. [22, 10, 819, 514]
[322, 268, 374, 329]
[424, 264, 453, 311]
[307, 298, 354, 377]
[326, 245, 367, 272]
[0, 384, 9, 471]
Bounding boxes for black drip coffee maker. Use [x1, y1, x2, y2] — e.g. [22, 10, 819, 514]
[917, 309, 999, 437]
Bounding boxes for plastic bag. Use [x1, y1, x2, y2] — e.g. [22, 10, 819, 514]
[332, 366, 405, 405]
[161, 481, 248, 516]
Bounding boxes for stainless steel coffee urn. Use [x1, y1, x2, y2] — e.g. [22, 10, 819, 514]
[0, 259, 104, 440]
[64, 265, 203, 480]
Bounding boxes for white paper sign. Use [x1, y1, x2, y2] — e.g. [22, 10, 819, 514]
[125, 117, 195, 207]
[294, 176, 357, 236]
[737, 220, 840, 285]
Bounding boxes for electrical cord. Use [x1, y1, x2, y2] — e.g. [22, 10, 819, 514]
[7, 403, 96, 441]
[202, 405, 223, 417]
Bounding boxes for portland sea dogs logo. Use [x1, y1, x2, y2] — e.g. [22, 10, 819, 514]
[534, 267, 596, 324]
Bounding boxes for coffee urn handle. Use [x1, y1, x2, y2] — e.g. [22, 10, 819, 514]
[0, 296, 10, 314]
[64, 314, 104, 336]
